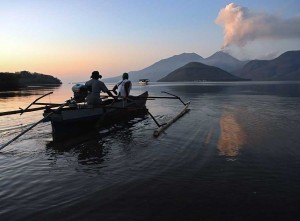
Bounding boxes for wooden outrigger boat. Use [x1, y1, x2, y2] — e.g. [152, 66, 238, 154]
[44, 91, 148, 141]
[0, 85, 190, 150]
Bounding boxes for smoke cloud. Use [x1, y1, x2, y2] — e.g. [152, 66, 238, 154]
[215, 3, 300, 48]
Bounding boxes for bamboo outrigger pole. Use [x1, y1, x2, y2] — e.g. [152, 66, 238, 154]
[123, 91, 190, 137]
[0, 101, 69, 151]
[0, 92, 60, 117]
[151, 91, 190, 137]
[153, 101, 190, 137]
[0, 104, 62, 116]
[20, 92, 53, 115]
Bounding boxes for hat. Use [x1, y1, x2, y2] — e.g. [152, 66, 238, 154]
[122, 72, 129, 79]
[91, 71, 102, 79]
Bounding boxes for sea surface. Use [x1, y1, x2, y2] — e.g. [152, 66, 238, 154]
[0, 81, 299, 221]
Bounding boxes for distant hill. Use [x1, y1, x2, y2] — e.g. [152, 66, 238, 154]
[158, 62, 248, 82]
[0, 71, 62, 90]
[233, 51, 300, 81]
[103, 53, 204, 83]
[103, 51, 247, 83]
[202, 51, 247, 72]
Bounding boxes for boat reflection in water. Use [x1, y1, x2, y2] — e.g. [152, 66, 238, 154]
[217, 110, 246, 160]
[45, 114, 148, 167]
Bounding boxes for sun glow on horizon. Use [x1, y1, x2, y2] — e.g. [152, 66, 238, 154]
[1, 1, 299, 83]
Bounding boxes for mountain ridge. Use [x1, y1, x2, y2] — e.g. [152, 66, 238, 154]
[203, 51, 248, 72]
[233, 50, 300, 81]
[103, 52, 203, 83]
[103, 51, 244, 83]
[103, 50, 299, 83]
[158, 62, 248, 82]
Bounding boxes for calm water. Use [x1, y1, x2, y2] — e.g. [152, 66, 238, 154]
[0, 82, 299, 221]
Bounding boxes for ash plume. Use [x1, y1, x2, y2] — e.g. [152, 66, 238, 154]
[215, 3, 300, 49]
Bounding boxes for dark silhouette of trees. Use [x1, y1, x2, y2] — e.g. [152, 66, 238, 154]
[0, 72, 20, 89]
[0, 71, 62, 90]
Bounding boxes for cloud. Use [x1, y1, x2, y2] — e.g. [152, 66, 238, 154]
[215, 3, 300, 48]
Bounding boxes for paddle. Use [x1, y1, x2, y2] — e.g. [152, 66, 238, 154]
[0, 101, 69, 151]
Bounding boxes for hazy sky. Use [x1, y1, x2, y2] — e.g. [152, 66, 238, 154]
[1, 0, 300, 82]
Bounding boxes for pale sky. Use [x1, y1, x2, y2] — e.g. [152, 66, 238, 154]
[1, 0, 300, 82]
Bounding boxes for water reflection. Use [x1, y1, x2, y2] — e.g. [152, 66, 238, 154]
[0, 85, 61, 99]
[203, 125, 214, 145]
[151, 81, 300, 97]
[217, 110, 246, 159]
[168, 84, 226, 95]
[45, 118, 143, 166]
[76, 138, 107, 165]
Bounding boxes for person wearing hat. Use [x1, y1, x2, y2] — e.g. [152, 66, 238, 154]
[85, 71, 115, 105]
[112, 72, 132, 98]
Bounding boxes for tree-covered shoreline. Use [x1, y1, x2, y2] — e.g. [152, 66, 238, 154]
[0, 71, 62, 90]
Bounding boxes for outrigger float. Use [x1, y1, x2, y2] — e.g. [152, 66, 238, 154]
[0, 85, 190, 150]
